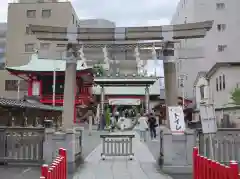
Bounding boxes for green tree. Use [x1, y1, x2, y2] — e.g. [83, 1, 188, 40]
[230, 88, 240, 105]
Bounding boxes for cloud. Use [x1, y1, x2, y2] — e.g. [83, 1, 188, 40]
[0, 1, 8, 22]
[0, 0, 179, 26]
[72, 0, 179, 26]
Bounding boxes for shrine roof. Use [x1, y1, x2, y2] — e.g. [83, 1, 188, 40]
[93, 78, 162, 95]
[0, 97, 63, 111]
[5, 54, 92, 73]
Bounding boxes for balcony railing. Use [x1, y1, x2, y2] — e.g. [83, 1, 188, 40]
[40, 94, 91, 105]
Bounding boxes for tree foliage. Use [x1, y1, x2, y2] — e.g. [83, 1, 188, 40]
[230, 88, 240, 105]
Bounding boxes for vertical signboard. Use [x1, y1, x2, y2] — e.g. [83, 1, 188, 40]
[168, 106, 186, 134]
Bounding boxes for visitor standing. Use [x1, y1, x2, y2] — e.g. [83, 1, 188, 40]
[138, 111, 148, 142]
[114, 110, 119, 122]
[148, 113, 157, 141]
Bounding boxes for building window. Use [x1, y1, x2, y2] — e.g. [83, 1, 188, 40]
[40, 43, 50, 50]
[25, 26, 33, 34]
[42, 9, 51, 18]
[217, 24, 226, 31]
[199, 85, 205, 100]
[216, 78, 219, 91]
[219, 76, 222, 90]
[5, 80, 28, 91]
[223, 74, 225, 89]
[216, 3, 225, 10]
[25, 43, 35, 52]
[5, 80, 17, 91]
[26, 10, 36, 18]
[217, 45, 227, 52]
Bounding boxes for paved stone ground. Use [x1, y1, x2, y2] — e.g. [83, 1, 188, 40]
[73, 131, 170, 179]
[81, 126, 109, 159]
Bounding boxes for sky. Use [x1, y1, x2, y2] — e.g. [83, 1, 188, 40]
[0, 0, 179, 77]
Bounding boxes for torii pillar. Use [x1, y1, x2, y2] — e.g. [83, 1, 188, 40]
[62, 44, 77, 130]
[162, 43, 178, 127]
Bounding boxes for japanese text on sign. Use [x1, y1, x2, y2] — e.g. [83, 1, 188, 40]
[168, 106, 186, 135]
[199, 104, 217, 134]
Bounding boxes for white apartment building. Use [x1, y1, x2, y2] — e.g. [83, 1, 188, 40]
[193, 62, 240, 127]
[171, 0, 240, 99]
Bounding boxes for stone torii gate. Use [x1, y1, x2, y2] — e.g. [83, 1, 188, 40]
[29, 20, 213, 129]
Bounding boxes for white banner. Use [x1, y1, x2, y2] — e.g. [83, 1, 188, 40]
[108, 98, 141, 105]
[168, 106, 186, 134]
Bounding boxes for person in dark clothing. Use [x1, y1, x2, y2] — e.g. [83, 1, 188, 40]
[148, 113, 157, 140]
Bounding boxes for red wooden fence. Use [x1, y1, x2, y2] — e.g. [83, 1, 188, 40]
[193, 147, 239, 179]
[40, 148, 67, 179]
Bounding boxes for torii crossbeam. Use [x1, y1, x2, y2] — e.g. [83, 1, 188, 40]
[29, 20, 212, 41]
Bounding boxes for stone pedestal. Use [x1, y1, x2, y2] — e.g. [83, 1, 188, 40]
[43, 127, 83, 173]
[160, 126, 196, 174]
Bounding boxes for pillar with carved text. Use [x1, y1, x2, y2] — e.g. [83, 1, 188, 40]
[162, 44, 178, 127]
[62, 43, 78, 130]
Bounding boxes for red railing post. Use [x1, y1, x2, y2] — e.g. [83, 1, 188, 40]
[41, 164, 48, 179]
[230, 161, 239, 179]
[48, 168, 53, 179]
[53, 165, 57, 179]
[211, 160, 216, 179]
[55, 158, 61, 179]
[59, 148, 67, 179]
[58, 157, 63, 179]
[193, 147, 199, 179]
[203, 157, 206, 179]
